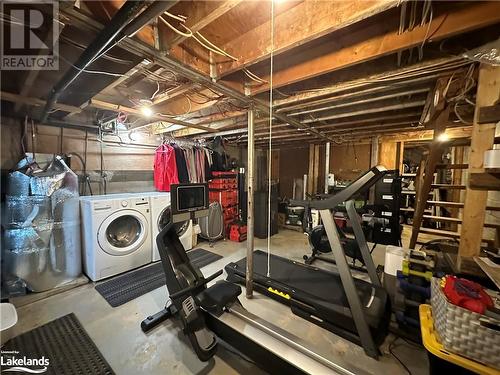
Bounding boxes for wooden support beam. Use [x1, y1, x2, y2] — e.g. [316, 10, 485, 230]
[478, 103, 500, 124]
[409, 106, 450, 249]
[459, 65, 500, 260]
[88, 99, 217, 133]
[217, 0, 398, 78]
[15, 22, 63, 113]
[164, 0, 242, 47]
[152, 83, 197, 106]
[1, 91, 81, 114]
[251, 2, 500, 94]
[274, 57, 466, 108]
[286, 87, 430, 117]
[64, 59, 152, 120]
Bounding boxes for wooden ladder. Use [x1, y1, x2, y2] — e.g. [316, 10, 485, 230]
[409, 106, 450, 249]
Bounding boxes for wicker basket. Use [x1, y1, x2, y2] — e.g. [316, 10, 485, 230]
[430, 278, 500, 369]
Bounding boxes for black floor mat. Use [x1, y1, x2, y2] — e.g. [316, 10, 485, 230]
[1, 313, 114, 375]
[95, 248, 223, 307]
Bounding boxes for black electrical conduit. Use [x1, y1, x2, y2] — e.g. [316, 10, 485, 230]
[40, 0, 147, 123]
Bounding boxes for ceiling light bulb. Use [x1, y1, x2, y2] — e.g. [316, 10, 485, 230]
[141, 107, 153, 117]
[437, 133, 449, 142]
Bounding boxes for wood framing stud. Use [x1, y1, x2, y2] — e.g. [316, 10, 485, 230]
[458, 64, 500, 263]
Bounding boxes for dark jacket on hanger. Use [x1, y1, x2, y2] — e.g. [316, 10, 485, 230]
[173, 144, 189, 183]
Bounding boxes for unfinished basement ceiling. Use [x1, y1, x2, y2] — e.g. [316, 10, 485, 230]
[1, 0, 499, 146]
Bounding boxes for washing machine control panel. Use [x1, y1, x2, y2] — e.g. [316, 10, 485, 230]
[121, 200, 128, 207]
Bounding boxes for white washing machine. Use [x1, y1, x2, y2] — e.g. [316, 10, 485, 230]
[149, 192, 194, 262]
[80, 194, 152, 281]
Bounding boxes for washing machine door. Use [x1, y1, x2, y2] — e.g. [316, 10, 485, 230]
[98, 209, 148, 256]
[158, 206, 189, 237]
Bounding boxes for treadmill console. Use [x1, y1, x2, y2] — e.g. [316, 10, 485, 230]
[170, 183, 209, 223]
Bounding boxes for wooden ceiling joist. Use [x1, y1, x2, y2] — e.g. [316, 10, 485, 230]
[215, 0, 399, 78]
[164, 0, 243, 47]
[274, 57, 469, 107]
[251, 2, 500, 94]
[286, 87, 429, 117]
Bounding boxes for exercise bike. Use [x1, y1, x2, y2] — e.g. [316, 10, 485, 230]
[141, 183, 241, 361]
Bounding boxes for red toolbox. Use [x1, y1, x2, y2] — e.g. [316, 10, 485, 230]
[229, 223, 247, 242]
[223, 206, 238, 221]
[209, 190, 238, 207]
[209, 179, 237, 190]
[212, 171, 238, 178]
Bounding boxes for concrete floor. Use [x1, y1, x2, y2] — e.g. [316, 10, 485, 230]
[11, 229, 429, 375]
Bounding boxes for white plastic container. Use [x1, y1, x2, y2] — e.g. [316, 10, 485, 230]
[384, 245, 406, 276]
[1, 303, 18, 346]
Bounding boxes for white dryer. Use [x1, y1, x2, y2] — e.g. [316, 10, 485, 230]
[149, 192, 194, 262]
[80, 194, 152, 281]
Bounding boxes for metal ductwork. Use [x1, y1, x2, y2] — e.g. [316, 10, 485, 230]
[40, 1, 148, 123]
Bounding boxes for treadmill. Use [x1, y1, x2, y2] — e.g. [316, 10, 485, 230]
[225, 166, 391, 359]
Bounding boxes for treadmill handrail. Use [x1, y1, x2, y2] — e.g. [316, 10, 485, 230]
[290, 166, 387, 210]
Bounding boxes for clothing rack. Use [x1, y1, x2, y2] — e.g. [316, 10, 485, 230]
[160, 134, 207, 148]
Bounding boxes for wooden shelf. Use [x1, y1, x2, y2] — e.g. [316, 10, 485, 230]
[423, 215, 461, 224]
[427, 200, 464, 208]
[402, 190, 416, 195]
[419, 227, 459, 238]
[431, 184, 466, 190]
[426, 200, 499, 211]
[435, 163, 468, 170]
[402, 207, 432, 213]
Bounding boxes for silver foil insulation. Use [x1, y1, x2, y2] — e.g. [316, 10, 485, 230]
[2, 156, 82, 292]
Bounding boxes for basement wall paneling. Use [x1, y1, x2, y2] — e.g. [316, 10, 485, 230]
[330, 143, 371, 182]
[278, 146, 309, 198]
[1, 118, 160, 195]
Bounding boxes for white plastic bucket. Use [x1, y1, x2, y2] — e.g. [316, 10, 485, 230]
[1, 303, 18, 346]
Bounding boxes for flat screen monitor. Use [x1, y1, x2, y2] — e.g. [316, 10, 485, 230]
[171, 183, 209, 215]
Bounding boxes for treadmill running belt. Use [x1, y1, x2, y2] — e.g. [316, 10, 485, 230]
[231, 250, 373, 307]
[225, 250, 390, 346]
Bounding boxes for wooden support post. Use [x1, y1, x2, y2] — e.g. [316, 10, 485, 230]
[397, 142, 405, 172]
[369, 136, 379, 203]
[308, 144, 314, 194]
[458, 65, 500, 262]
[313, 144, 321, 193]
[409, 106, 450, 249]
[450, 146, 464, 231]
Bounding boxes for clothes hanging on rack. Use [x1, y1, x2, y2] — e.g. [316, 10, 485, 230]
[208, 136, 229, 171]
[173, 144, 189, 183]
[154, 140, 215, 189]
[154, 144, 179, 192]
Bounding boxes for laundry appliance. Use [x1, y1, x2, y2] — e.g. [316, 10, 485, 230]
[149, 192, 194, 262]
[80, 193, 152, 281]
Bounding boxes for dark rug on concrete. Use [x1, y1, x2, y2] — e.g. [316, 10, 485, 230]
[95, 248, 223, 307]
[1, 313, 114, 375]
